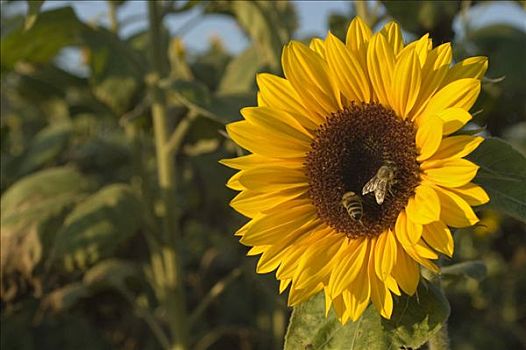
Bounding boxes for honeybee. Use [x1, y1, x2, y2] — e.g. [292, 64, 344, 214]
[362, 161, 397, 205]
[341, 191, 363, 222]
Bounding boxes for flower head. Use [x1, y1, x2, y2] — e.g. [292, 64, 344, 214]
[221, 17, 489, 323]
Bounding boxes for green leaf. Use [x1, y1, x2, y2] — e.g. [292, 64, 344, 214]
[208, 0, 297, 71]
[284, 283, 450, 350]
[168, 80, 255, 123]
[8, 123, 72, 179]
[217, 46, 260, 94]
[190, 42, 231, 90]
[467, 24, 526, 93]
[441, 261, 487, 282]
[83, 258, 139, 291]
[381, 1, 458, 37]
[168, 37, 194, 80]
[69, 128, 132, 182]
[1, 167, 89, 281]
[468, 137, 526, 222]
[43, 259, 139, 311]
[1, 7, 82, 71]
[1, 167, 89, 228]
[167, 0, 201, 13]
[53, 184, 143, 270]
[80, 26, 146, 116]
[328, 13, 351, 42]
[210, 92, 256, 123]
[169, 79, 212, 111]
[43, 282, 91, 312]
[25, 0, 46, 31]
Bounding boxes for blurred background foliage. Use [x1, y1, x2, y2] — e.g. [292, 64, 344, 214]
[1, 1, 525, 349]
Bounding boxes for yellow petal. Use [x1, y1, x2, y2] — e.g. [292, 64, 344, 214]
[282, 41, 341, 118]
[309, 37, 326, 58]
[279, 227, 332, 282]
[237, 166, 307, 192]
[411, 43, 452, 119]
[235, 220, 253, 237]
[256, 242, 286, 273]
[241, 106, 312, 140]
[230, 187, 306, 218]
[331, 293, 347, 323]
[385, 275, 401, 296]
[416, 114, 443, 161]
[405, 185, 441, 224]
[345, 260, 371, 321]
[423, 78, 481, 118]
[414, 240, 439, 259]
[433, 185, 480, 228]
[391, 245, 420, 295]
[346, 16, 372, 70]
[256, 220, 316, 274]
[220, 154, 262, 170]
[220, 154, 304, 170]
[226, 171, 244, 190]
[437, 107, 473, 135]
[380, 21, 404, 55]
[247, 244, 266, 255]
[226, 121, 308, 158]
[328, 238, 368, 297]
[368, 246, 393, 319]
[398, 34, 431, 66]
[390, 49, 421, 118]
[374, 230, 397, 281]
[423, 221, 454, 257]
[325, 32, 371, 103]
[442, 56, 488, 86]
[323, 287, 333, 317]
[279, 278, 291, 293]
[395, 210, 422, 246]
[295, 232, 344, 290]
[277, 246, 305, 280]
[288, 281, 323, 306]
[241, 205, 316, 246]
[430, 136, 484, 161]
[423, 158, 479, 188]
[448, 183, 489, 206]
[256, 73, 324, 128]
[367, 33, 395, 107]
[394, 211, 440, 272]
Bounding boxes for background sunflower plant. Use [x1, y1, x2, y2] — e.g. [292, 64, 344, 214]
[1, 1, 526, 350]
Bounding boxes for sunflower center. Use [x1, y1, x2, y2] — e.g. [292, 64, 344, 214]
[304, 102, 420, 238]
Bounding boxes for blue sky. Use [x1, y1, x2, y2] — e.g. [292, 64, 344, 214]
[40, 0, 353, 53]
[21, 0, 520, 76]
[35, 0, 526, 54]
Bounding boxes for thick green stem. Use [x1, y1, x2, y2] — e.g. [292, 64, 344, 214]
[429, 321, 451, 350]
[148, 2, 188, 350]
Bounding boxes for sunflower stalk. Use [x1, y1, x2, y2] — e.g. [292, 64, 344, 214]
[148, 1, 188, 350]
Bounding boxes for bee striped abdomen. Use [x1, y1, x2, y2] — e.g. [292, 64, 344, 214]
[341, 191, 363, 222]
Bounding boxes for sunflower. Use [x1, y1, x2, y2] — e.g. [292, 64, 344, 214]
[221, 17, 489, 323]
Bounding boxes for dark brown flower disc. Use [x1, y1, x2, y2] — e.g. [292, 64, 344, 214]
[304, 102, 421, 238]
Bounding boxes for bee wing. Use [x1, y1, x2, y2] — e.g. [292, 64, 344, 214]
[362, 176, 379, 195]
[375, 180, 388, 205]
